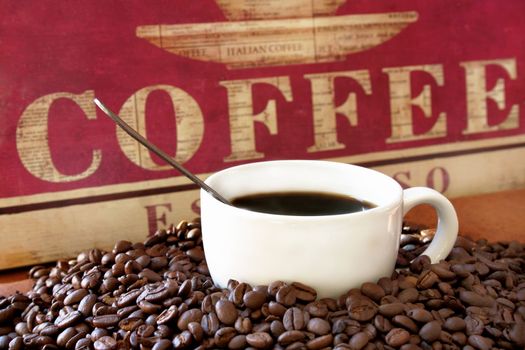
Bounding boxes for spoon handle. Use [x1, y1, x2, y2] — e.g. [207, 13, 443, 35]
[94, 98, 231, 205]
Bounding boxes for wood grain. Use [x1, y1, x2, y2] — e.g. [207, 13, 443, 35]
[405, 188, 525, 242]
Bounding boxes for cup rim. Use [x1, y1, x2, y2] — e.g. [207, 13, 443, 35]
[202, 160, 402, 220]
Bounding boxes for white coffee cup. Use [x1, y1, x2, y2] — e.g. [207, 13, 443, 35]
[200, 160, 458, 298]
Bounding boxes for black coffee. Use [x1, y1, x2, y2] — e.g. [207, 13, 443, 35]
[231, 191, 376, 216]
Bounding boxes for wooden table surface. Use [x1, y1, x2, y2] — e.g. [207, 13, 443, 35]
[1, 188, 525, 297]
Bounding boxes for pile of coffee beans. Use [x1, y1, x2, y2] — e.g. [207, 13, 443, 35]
[1, 219, 525, 350]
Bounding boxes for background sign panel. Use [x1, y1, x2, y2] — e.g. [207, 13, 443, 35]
[1, 0, 524, 268]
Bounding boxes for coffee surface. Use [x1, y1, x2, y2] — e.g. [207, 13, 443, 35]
[231, 191, 376, 216]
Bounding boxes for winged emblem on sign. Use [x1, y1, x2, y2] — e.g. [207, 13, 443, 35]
[137, 0, 418, 69]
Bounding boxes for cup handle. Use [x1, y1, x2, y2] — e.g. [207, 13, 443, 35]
[402, 187, 459, 263]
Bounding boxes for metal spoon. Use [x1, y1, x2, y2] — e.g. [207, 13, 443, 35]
[93, 98, 231, 205]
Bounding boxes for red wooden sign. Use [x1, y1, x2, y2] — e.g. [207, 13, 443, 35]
[1, 0, 524, 267]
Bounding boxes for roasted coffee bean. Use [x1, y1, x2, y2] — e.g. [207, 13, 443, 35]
[276, 286, 296, 306]
[150, 256, 168, 270]
[0, 335, 11, 349]
[154, 324, 172, 339]
[118, 317, 143, 332]
[226, 334, 246, 349]
[292, 282, 317, 302]
[15, 322, 29, 335]
[385, 328, 410, 347]
[334, 333, 349, 346]
[283, 307, 307, 331]
[439, 330, 454, 344]
[93, 305, 117, 316]
[419, 320, 442, 342]
[346, 295, 378, 321]
[75, 338, 92, 349]
[467, 335, 493, 350]
[101, 277, 118, 293]
[200, 294, 214, 313]
[216, 299, 238, 325]
[363, 323, 377, 339]
[22, 334, 55, 347]
[484, 326, 503, 338]
[135, 254, 151, 268]
[175, 280, 191, 299]
[186, 247, 205, 262]
[378, 303, 406, 317]
[349, 331, 370, 350]
[244, 291, 267, 310]
[246, 332, 273, 349]
[77, 294, 97, 316]
[81, 270, 101, 289]
[306, 334, 333, 349]
[398, 275, 417, 289]
[361, 282, 385, 302]
[443, 317, 465, 331]
[277, 330, 305, 345]
[66, 331, 87, 349]
[252, 322, 270, 333]
[116, 305, 139, 319]
[138, 300, 162, 314]
[156, 305, 178, 325]
[54, 311, 82, 329]
[235, 316, 253, 334]
[393, 315, 418, 333]
[9, 336, 24, 350]
[267, 281, 285, 296]
[270, 320, 285, 337]
[231, 282, 250, 306]
[464, 315, 484, 335]
[37, 324, 54, 339]
[459, 291, 495, 307]
[307, 318, 330, 336]
[57, 327, 77, 347]
[152, 339, 172, 350]
[214, 327, 236, 347]
[173, 330, 192, 349]
[406, 308, 433, 323]
[201, 312, 220, 336]
[0, 305, 16, 323]
[113, 240, 132, 254]
[177, 308, 203, 330]
[92, 314, 120, 328]
[398, 288, 419, 304]
[508, 322, 525, 346]
[142, 283, 171, 304]
[374, 314, 392, 333]
[124, 260, 142, 275]
[304, 301, 329, 318]
[187, 321, 204, 342]
[416, 270, 439, 289]
[380, 294, 399, 305]
[410, 255, 431, 274]
[138, 269, 162, 283]
[146, 244, 168, 257]
[379, 302, 405, 317]
[136, 324, 155, 339]
[377, 277, 394, 295]
[331, 318, 358, 336]
[430, 264, 456, 280]
[63, 289, 88, 306]
[268, 301, 287, 317]
[399, 345, 422, 350]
